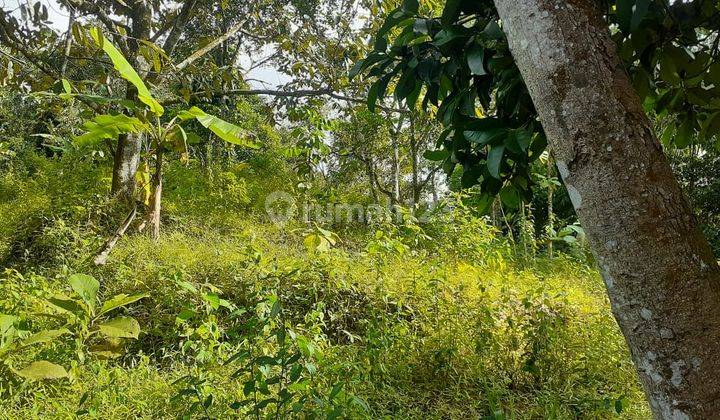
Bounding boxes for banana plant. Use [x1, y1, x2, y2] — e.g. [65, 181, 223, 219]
[61, 28, 257, 240]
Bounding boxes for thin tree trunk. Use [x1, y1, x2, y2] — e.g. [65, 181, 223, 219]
[547, 154, 554, 258]
[60, 8, 75, 77]
[174, 20, 246, 72]
[160, 0, 198, 58]
[409, 117, 420, 207]
[491, 198, 498, 228]
[519, 203, 529, 259]
[430, 171, 438, 203]
[392, 136, 401, 203]
[149, 146, 163, 241]
[364, 160, 379, 205]
[391, 113, 403, 204]
[494, 1, 720, 417]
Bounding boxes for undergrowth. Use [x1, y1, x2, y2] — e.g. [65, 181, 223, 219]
[0, 152, 650, 419]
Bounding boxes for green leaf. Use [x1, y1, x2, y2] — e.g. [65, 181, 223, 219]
[464, 128, 506, 146]
[402, 0, 419, 13]
[499, 184, 520, 208]
[702, 112, 720, 141]
[61, 78, 72, 94]
[381, 8, 412, 37]
[466, 45, 486, 76]
[96, 317, 140, 339]
[74, 114, 147, 147]
[243, 380, 255, 396]
[483, 21, 503, 40]
[89, 27, 164, 116]
[660, 122, 675, 147]
[394, 70, 417, 101]
[303, 234, 322, 251]
[348, 59, 364, 79]
[461, 165, 482, 188]
[16, 361, 68, 380]
[423, 149, 450, 161]
[441, 0, 461, 26]
[433, 28, 463, 46]
[505, 129, 532, 153]
[659, 49, 681, 86]
[270, 300, 281, 318]
[46, 296, 84, 315]
[329, 383, 343, 400]
[202, 293, 221, 310]
[178, 107, 258, 148]
[487, 144, 505, 179]
[89, 339, 125, 359]
[22, 329, 70, 346]
[675, 118, 694, 148]
[99, 293, 148, 315]
[175, 309, 196, 324]
[367, 81, 380, 112]
[630, 0, 650, 31]
[0, 314, 17, 336]
[374, 36, 387, 51]
[68, 274, 100, 310]
[406, 83, 422, 110]
[616, 0, 633, 33]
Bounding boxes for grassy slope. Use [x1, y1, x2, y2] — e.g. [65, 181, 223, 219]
[0, 156, 650, 419]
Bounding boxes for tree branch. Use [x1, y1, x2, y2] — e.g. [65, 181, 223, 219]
[419, 165, 442, 189]
[66, 0, 130, 56]
[93, 204, 137, 265]
[0, 13, 57, 77]
[174, 19, 246, 71]
[163, 87, 405, 113]
[60, 7, 76, 77]
[160, 0, 198, 57]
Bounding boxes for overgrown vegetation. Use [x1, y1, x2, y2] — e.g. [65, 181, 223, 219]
[5, 0, 720, 417]
[0, 146, 648, 418]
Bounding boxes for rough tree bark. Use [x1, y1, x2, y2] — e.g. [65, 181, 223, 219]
[493, 0, 720, 418]
[110, 3, 152, 200]
[111, 130, 142, 201]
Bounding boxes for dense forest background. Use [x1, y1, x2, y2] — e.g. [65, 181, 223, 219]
[1, 0, 720, 418]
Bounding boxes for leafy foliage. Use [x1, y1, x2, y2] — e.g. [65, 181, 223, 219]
[89, 28, 164, 116]
[6, 0, 720, 418]
[0, 272, 147, 384]
[356, 0, 720, 210]
[0, 148, 650, 416]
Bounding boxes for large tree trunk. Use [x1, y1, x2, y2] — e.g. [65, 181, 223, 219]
[493, 0, 720, 417]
